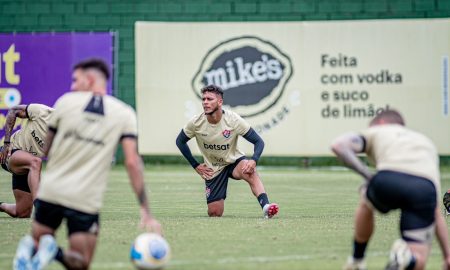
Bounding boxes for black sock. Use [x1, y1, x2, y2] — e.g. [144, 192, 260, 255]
[55, 247, 67, 266]
[257, 193, 269, 209]
[405, 254, 416, 270]
[353, 239, 367, 259]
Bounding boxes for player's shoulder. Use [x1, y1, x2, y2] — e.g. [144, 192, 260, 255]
[104, 95, 136, 116]
[364, 124, 434, 145]
[54, 91, 88, 106]
[223, 109, 246, 124]
[28, 103, 52, 110]
[188, 112, 207, 126]
[27, 103, 53, 114]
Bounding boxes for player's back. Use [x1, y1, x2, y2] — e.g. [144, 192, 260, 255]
[38, 91, 137, 214]
[362, 124, 439, 189]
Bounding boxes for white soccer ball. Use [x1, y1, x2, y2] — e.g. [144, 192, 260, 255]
[130, 233, 171, 270]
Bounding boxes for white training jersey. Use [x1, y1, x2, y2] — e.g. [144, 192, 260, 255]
[11, 104, 53, 157]
[361, 124, 440, 193]
[184, 110, 250, 178]
[38, 91, 138, 214]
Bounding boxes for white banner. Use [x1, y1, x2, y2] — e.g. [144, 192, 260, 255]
[136, 19, 450, 156]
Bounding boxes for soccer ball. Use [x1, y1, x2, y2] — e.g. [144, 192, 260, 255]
[130, 233, 171, 270]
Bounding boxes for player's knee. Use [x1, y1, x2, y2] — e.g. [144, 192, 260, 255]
[29, 157, 42, 171]
[64, 251, 89, 270]
[207, 206, 223, 217]
[15, 208, 31, 218]
[208, 210, 223, 217]
[16, 212, 31, 218]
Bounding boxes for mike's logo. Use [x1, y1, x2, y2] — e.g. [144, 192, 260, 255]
[192, 36, 293, 117]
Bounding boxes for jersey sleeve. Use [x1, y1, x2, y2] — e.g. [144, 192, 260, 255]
[47, 98, 66, 131]
[26, 104, 44, 121]
[359, 128, 374, 155]
[183, 117, 196, 139]
[121, 107, 138, 139]
[234, 113, 251, 136]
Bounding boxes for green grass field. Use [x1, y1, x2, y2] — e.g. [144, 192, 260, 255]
[1, 165, 449, 270]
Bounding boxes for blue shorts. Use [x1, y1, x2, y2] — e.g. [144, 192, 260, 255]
[205, 156, 246, 204]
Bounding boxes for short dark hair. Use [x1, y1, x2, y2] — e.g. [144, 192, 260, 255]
[201, 85, 223, 98]
[370, 109, 405, 126]
[73, 58, 110, 80]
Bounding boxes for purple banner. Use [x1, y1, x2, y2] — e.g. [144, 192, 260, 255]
[0, 32, 114, 140]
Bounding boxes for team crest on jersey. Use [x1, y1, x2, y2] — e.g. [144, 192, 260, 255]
[205, 187, 211, 198]
[222, 130, 231, 138]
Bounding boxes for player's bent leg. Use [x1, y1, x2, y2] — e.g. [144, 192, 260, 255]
[13, 189, 33, 218]
[8, 150, 42, 199]
[207, 200, 224, 217]
[0, 190, 32, 218]
[0, 202, 17, 217]
[232, 159, 279, 218]
[354, 199, 374, 243]
[343, 189, 374, 270]
[232, 159, 265, 196]
[65, 232, 98, 270]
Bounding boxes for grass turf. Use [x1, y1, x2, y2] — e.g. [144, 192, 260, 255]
[0, 165, 449, 269]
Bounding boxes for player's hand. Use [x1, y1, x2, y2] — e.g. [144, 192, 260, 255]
[242, 159, 256, 174]
[0, 143, 11, 164]
[140, 212, 162, 235]
[195, 163, 214, 180]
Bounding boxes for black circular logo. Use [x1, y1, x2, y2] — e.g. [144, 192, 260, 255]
[192, 36, 293, 117]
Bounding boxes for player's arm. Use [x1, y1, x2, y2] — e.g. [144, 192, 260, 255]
[175, 130, 213, 179]
[0, 105, 28, 164]
[43, 128, 56, 157]
[434, 206, 450, 268]
[122, 137, 162, 234]
[241, 128, 265, 173]
[330, 133, 372, 181]
[175, 130, 199, 168]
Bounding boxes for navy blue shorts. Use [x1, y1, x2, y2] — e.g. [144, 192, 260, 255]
[366, 170, 437, 241]
[205, 156, 246, 204]
[1, 148, 31, 193]
[34, 199, 100, 236]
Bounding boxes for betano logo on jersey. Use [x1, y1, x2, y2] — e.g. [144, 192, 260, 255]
[192, 36, 293, 118]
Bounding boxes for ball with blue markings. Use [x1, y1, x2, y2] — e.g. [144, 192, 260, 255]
[130, 233, 171, 270]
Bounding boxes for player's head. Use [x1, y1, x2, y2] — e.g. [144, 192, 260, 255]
[369, 109, 405, 126]
[71, 58, 110, 92]
[201, 85, 223, 115]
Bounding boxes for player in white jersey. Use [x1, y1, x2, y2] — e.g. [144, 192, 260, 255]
[13, 59, 162, 270]
[331, 110, 450, 270]
[0, 103, 53, 218]
[176, 85, 278, 218]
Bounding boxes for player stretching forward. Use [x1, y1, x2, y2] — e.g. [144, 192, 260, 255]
[13, 58, 162, 270]
[176, 85, 278, 218]
[0, 104, 53, 218]
[331, 109, 450, 270]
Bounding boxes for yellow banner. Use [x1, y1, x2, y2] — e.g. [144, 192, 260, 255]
[135, 19, 450, 156]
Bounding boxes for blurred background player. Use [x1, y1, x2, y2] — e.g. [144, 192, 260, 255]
[443, 190, 450, 216]
[176, 84, 278, 218]
[13, 58, 162, 270]
[0, 103, 53, 218]
[331, 109, 450, 270]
